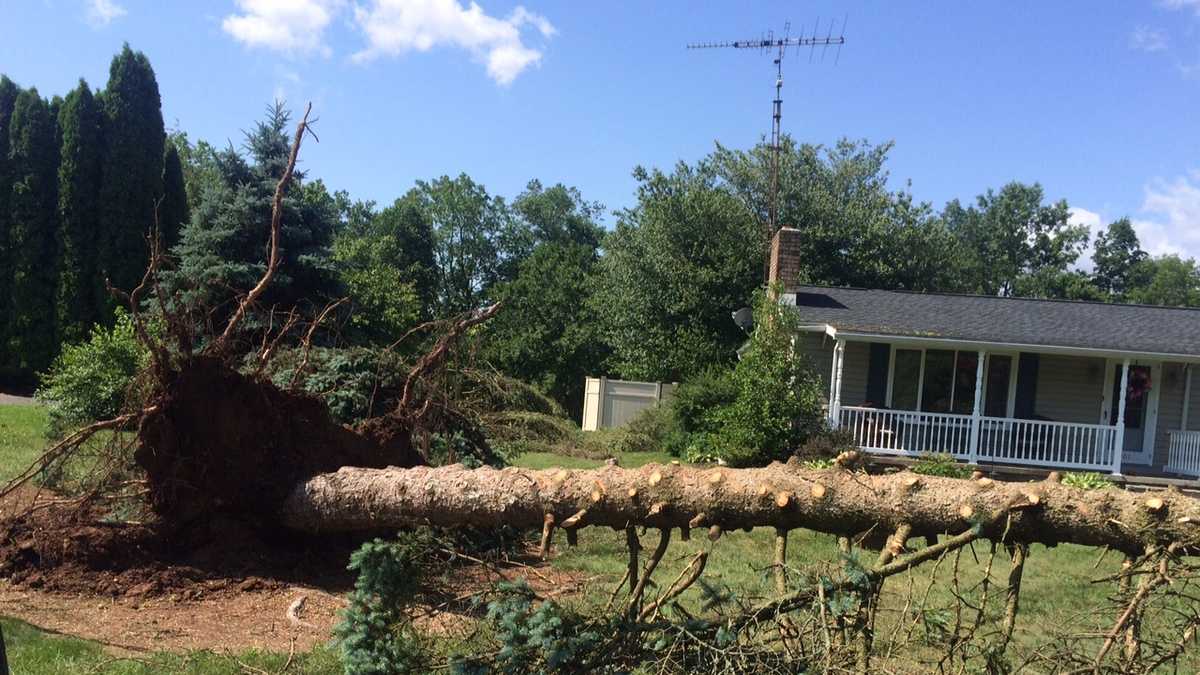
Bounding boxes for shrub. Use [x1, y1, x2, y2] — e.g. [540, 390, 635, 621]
[451, 579, 603, 673]
[911, 453, 971, 479]
[796, 428, 857, 462]
[36, 308, 148, 438]
[335, 531, 436, 675]
[670, 365, 738, 442]
[1061, 471, 1113, 490]
[697, 288, 825, 466]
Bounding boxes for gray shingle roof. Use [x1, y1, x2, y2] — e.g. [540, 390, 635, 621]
[786, 286, 1200, 357]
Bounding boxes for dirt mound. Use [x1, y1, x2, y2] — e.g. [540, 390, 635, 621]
[0, 501, 361, 598]
[136, 356, 423, 524]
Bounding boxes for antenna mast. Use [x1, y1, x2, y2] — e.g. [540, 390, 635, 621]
[688, 19, 846, 243]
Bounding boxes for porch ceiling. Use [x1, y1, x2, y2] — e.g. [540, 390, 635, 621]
[786, 286, 1200, 362]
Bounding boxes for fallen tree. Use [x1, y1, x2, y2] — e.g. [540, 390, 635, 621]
[280, 461, 1200, 554]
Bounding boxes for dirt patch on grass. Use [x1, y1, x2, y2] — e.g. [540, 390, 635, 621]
[0, 580, 346, 654]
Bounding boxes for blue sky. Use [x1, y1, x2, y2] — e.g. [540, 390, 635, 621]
[3, 0, 1199, 263]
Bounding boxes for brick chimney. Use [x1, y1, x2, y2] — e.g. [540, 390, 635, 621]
[767, 227, 803, 291]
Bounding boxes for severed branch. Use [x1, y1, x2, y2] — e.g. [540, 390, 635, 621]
[212, 102, 316, 354]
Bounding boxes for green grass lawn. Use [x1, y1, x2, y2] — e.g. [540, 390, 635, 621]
[0, 404, 48, 484]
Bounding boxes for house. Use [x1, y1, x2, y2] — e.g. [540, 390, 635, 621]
[767, 227, 1200, 480]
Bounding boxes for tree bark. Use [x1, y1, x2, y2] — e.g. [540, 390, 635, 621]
[280, 462, 1200, 554]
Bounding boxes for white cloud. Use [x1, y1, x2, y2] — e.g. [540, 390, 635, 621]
[222, 0, 343, 57]
[85, 0, 126, 27]
[351, 0, 556, 85]
[1134, 171, 1200, 258]
[1161, 0, 1200, 15]
[1130, 25, 1169, 52]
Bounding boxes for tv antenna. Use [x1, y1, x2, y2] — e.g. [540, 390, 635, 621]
[688, 18, 846, 242]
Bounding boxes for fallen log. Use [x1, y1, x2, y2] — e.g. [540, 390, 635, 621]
[280, 462, 1200, 554]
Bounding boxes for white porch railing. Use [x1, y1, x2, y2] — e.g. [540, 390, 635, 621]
[1166, 430, 1200, 478]
[976, 417, 1117, 472]
[838, 406, 1119, 472]
[838, 407, 973, 459]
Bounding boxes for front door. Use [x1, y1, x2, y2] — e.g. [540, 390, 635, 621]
[1104, 362, 1160, 465]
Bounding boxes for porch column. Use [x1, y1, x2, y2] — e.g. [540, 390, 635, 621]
[1111, 357, 1131, 475]
[830, 339, 846, 428]
[968, 350, 985, 464]
[1182, 364, 1193, 432]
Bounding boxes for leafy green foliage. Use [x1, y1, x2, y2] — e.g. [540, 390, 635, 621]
[6, 88, 60, 373]
[686, 289, 825, 466]
[590, 160, 760, 382]
[943, 182, 1087, 297]
[485, 241, 605, 418]
[332, 193, 435, 341]
[910, 453, 971, 479]
[1091, 218, 1148, 300]
[713, 137, 966, 292]
[1061, 471, 1113, 490]
[1128, 254, 1200, 307]
[35, 308, 147, 438]
[335, 532, 436, 675]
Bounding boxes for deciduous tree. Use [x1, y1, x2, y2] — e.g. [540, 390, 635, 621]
[1092, 218, 1149, 300]
[943, 182, 1088, 297]
[590, 160, 760, 382]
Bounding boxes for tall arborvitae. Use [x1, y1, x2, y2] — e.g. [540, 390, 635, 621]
[0, 75, 22, 370]
[97, 44, 164, 317]
[7, 89, 60, 372]
[159, 141, 188, 248]
[56, 80, 104, 344]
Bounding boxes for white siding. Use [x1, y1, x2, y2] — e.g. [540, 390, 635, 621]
[1033, 355, 1106, 424]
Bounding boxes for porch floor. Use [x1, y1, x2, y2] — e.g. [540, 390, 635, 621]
[865, 455, 1200, 497]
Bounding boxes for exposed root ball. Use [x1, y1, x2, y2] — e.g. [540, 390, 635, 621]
[136, 356, 422, 524]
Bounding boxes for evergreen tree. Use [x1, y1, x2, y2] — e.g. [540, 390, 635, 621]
[163, 103, 339, 329]
[97, 44, 164, 318]
[0, 75, 22, 370]
[159, 141, 189, 248]
[56, 80, 104, 344]
[7, 89, 60, 371]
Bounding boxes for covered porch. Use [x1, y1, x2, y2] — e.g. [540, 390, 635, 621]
[807, 332, 1200, 478]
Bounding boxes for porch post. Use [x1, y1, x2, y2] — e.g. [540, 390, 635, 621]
[831, 339, 846, 428]
[968, 350, 985, 464]
[827, 341, 839, 423]
[1182, 364, 1193, 432]
[1111, 357, 1131, 475]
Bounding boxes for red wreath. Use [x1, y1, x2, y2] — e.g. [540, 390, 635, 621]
[1127, 369, 1152, 402]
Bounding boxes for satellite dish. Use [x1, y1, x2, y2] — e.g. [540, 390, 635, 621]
[731, 306, 754, 331]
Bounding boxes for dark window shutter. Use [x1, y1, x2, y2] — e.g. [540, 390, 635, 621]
[1014, 352, 1039, 419]
[865, 343, 891, 407]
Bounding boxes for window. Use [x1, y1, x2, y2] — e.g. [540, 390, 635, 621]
[888, 348, 993, 414]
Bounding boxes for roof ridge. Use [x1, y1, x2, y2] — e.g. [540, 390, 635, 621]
[791, 284, 1200, 313]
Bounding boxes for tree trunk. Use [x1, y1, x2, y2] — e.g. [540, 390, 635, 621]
[280, 462, 1200, 553]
